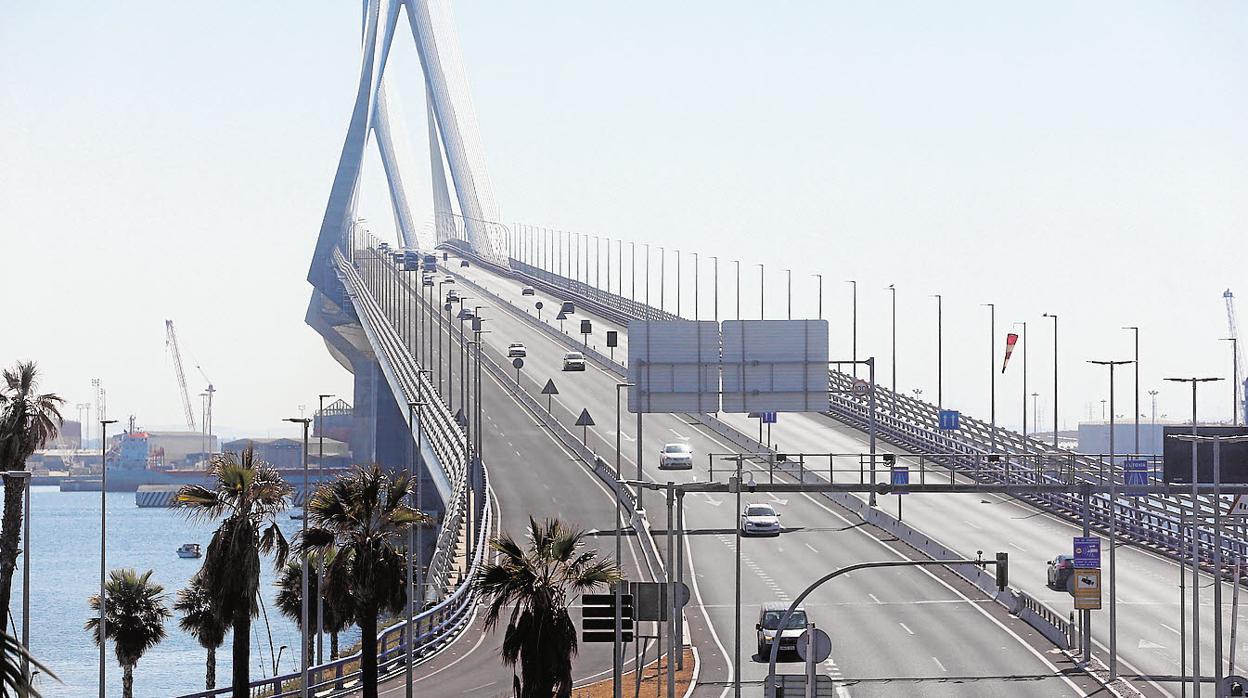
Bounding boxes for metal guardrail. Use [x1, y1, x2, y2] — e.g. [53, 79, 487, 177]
[176, 241, 491, 698]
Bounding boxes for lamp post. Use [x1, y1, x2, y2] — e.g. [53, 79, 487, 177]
[847, 281, 858, 377]
[1043, 313, 1058, 447]
[931, 294, 942, 410]
[983, 303, 996, 451]
[1087, 359, 1132, 681]
[659, 246, 665, 312]
[284, 416, 312, 698]
[785, 268, 791, 320]
[1224, 337, 1240, 426]
[405, 400, 424, 698]
[1031, 392, 1040, 434]
[886, 284, 896, 413]
[812, 273, 823, 320]
[675, 249, 681, 318]
[1149, 389, 1159, 428]
[315, 393, 334, 664]
[734, 260, 740, 321]
[692, 252, 699, 321]
[98, 418, 117, 698]
[1124, 327, 1140, 452]
[712, 256, 719, 322]
[1164, 375, 1223, 697]
[613, 382, 633, 697]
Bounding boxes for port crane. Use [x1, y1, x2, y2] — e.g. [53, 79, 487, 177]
[165, 320, 196, 430]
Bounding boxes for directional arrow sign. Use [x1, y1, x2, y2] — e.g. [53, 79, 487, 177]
[541, 379, 559, 395]
[576, 409, 595, 427]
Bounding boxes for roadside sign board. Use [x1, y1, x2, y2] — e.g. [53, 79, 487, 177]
[851, 379, 871, 398]
[938, 409, 960, 430]
[1123, 459, 1148, 497]
[765, 675, 835, 698]
[511, 358, 524, 370]
[630, 581, 690, 622]
[796, 628, 832, 663]
[890, 464, 909, 494]
[541, 379, 559, 395]
[580, 319, 592, 335]
[1073, 537, 1100, 569]
[606, 330, 618, 347]
[580, 591, 633, 643]
[575, 409, 595, 427]
[761, 411, 777, 424]
[1073, 568, 1102, 610]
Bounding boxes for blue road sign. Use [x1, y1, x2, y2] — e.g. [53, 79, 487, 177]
[890, 464, 909, 494]
[1073, 537, 1101, 569]
[761, 411, 777, 424]
[938, 409, 960, 430]
[1123, 459, 1148, 497]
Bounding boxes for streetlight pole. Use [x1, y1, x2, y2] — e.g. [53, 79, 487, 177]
[734, 261, 740, 321]
[1015, 321, 1028, 440]
[887, 284, 896, 413]
[847, 281, 858, 377]
[1043, 313, 1058, 447]
[659, 246, 665, 312]
[813, 274, 823, 320]
[675, 249, 681, 318]
[1164, 375, 1222, 697]
[692, 252, 699, 321]
[1124, 327, 1140, 452]
[1088, 359, 1132, 681]
[315, 393, 334, 665]
[98, 417, 117, 698]
[785, 269, 791, 320]
[983, 303, 996, 451]
[614, 383, 633, 698]
[283, 416, 312, 698]
[931, 294, 942, 410]
[1032, 392, 1040, 434]
[712, 256, 719, 322]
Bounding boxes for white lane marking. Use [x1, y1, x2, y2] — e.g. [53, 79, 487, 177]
[867, 593, 882, 605]
[899, 622, 915, 635]
[698, 494, 724, 507]
[805, 543, 819, 554]
[463, 682, 496, 692]
[669, 429, 688, 439]
[932, 656, 947, 672]
[1009, 542, 1026, 552]
[962, 519, 981, 530]
[1160, 623, 1181, 635]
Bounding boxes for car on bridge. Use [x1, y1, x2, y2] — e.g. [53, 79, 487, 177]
[422, 275, 434, 286]
[458, 308, 475, 321]
[658, 443, 693, 470]
[756, 602, 808, 658]
[562, 351, 586, 371]
[460, 259, 470, 268]
[1047, 554, 1076, 591]
[740, 503, 781, 536]
[507, 343, 526, 358]
[446, 290, 459, 302]
[522, 286, 536, 296]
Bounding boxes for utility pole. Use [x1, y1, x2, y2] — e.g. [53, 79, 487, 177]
[1043, 313, 1059, 447]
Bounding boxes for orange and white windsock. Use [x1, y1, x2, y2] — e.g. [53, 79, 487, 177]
[1001, 333, 1019, 373]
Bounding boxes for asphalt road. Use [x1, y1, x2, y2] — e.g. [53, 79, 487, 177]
[435, 254, 1105, 697]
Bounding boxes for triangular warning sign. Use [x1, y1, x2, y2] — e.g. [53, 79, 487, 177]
[1231, 494, 1248, 516]
[541, 379, 559, 395]
[575, 408, 595, 427]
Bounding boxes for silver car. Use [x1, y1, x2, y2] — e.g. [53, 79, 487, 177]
[740, 503, 781, 536]
[756, 602, 808, 657]
[659, 443, 693, 470]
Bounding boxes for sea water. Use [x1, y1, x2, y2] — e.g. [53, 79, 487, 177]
[12, 487, 359, 697]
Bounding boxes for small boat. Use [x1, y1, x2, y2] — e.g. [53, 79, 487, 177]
[177, 543, 201, 559]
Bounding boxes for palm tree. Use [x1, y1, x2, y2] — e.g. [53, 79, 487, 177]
[0, 362, 64, 631]
[476, 517, 622, 698]
[85, 568, 171, 698]
[177, 446, 291, 698]
[275, 549, 356, 661]
[174, 573, 229, 690]
[301, 465, 428, 698]
[0, 630, 58, 698]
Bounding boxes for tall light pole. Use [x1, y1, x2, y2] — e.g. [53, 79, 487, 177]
[785, 268, 792, 320]
[675, 249, 681, 318]
[931, 294, 942, 410]
[692, 252, 699, 321]
[1149, 389, 1159, 428]
[1088, 359, 1132, 681]
[659, 246, 665, 312]
[1123, 327, 1140, 452]
[712, 256, 719, 322]
[284, 416, 312, 698]
[1014, 321, 1028, 439]
[1164, 375, 1223, 697]
[983, 303, 996, 451]
[1224, 337, 1240, 426]
[405, 400, 424, 698]
[98, 417, 117, 698]
[1031, 392, 1040, 434]
[1043, 313, 1058, 447]
[613, 382, 633, 697]
[886, 284, 896, 413]
[315, 393, 334, 664]
[812, 273, 823, 320]
[847, 280, 858, 377]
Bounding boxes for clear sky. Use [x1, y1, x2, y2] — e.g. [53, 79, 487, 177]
[2, 2, 1246, 440]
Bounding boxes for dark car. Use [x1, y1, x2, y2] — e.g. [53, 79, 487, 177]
[1047, 554, 1075, 591]
[460, 260, 470, 268]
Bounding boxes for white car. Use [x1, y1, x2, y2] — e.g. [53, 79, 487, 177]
[562, 351, 586, 371]
[740, 503, 781, 536]
[507, 343, 527, 358]
[444, 275, 455, 283]
[658, 443, 693, 470]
